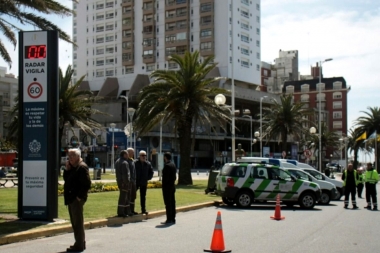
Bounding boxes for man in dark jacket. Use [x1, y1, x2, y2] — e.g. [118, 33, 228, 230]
[115, 150, 130, 217]
[135, 150, 154, 214]
[341, 163, 359, 209]
[126, 147, 137, 215]
[161, 152, 177, 225]
[64, 149, 91, 252]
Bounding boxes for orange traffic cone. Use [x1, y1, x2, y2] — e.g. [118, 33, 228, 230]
[270, 194, 285, 220]
[204, 211, 231, 253]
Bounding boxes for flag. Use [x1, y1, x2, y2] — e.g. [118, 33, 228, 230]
[367, 131, 377, 140]
[356, 132, 366, 141]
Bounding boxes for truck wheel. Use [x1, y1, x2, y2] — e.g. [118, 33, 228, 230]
[235, 191, 253, 208]
[319, 190, 331, 205]
[222, 197, 235, 206]
[299, 192, 316, 209]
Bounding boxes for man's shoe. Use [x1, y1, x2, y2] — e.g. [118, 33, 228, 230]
[373, 207, 378, 211]
[141, 211, 148, 215]
[160, 220, 174, 225]
[70, 242, 86, 250]
[365, 206, 372, 210]
[132, 211, 139, 215]
[344, 205, 348, 209]
[352, 205, 359, 209]
[67, 246, 84, 252]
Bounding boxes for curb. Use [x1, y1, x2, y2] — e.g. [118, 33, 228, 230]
[0, 201, 222, 245]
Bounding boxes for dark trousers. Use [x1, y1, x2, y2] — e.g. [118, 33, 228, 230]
[117, 188, 130, 215]
[137, 185, 147, 212]
[129, 182, 137, 212]
[162, 186, 176, 222]
[344, 186, 357, 207]
[365, 183, 378, 208]
[357, 183, 364, 198]
[68, 199, 85, 249]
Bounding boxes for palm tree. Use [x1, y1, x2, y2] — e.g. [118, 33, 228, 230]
[261, 94, 312, 153]
[0, 0, 75, 67]
[7, 65, 105, 149]
[354, 106, 380, 167]
[346, 128, 370, 169]
[134, 51, 230, 185]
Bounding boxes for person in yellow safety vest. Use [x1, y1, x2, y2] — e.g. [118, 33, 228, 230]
[364, 163, 379, 210]
[357, 167, 365, 198]
[341, 163, 359, 209]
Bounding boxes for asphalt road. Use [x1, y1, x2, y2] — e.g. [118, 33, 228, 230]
[1, 188, 379, 253]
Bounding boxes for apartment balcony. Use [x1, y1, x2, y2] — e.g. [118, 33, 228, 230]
[143, 7, 154, 15]
[200, 48, 214, 57]
[143, 55, 156, 64]
[164, 39, 189, 48]
[122, 10, 133, 18]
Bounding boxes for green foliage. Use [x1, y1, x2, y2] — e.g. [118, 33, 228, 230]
[134, 51, 230, 185]
[0, 0, 76, 67]
[262, 94, 312, 152]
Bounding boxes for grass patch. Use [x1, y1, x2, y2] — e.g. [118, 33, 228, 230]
[0, 180, 218, 235]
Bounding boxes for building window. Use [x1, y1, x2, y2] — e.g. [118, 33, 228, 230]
[286, 85, 295, 94]
[125, 67, 134, 73]
[333, 121, 342, 129]
[122, 53, 133, 61]
[96, 3, 104, 10]
[106, 1, 114, 8]
[256, 28, 260, 34]
[106, 69, 114, 76]
[241, 0, 249, 6]
[200, 42, 212, 51]
[256, 52, 260, 59]
[96, 70, 104, 77]
[241, 34, 249, 43]
[333, 92, 342, 99]
[241, 59, 249, 68]
[200, 29, 212, 38]
[301, 94, 309, 102]
[96, 48, 104, 55]
[333, 101, 342, 109]
[333, 81, 343, 89]
[241, 47, 249, 55]
[256, 64, 260, 71]
[143, 50, 154, 58]
[241, 21, 249, 31]
[256, 16, 260, 23]
[96, 59, 104, 66]
[96, 14, 104, 21]
[200, 3, 212, 12]
[256, 40, 260, 47]
[105, 35, 114, 42]
[301, 84, 310, 92]
[333, 111, 342, 119]
[96, 25, 104, 32]
[146, 64, 155, 72]
[241, 9, 249, 18]
[105, 46, 114, 53]
[168, 62, 178, 69]
[256, 3, 260, 10]
[316, 83, 325, 91]
[143, 38, 154, 46]
[106, 12, 114, 19]
[123, 30, 132, 37]
[200, 16, 212, 25]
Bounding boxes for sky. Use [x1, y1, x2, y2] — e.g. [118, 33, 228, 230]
[1, 0, 379, 162]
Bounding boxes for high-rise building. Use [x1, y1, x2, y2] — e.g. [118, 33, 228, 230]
[72, 0, 262, 91]
[261, 49, 299, 93]
[0, 67, 18, 138]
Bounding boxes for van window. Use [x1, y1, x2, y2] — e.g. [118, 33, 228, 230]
[268, 168, 291, 181]
[252, 167, 268, 179]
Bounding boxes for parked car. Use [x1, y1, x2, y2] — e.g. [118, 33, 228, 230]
[282, 163, 338, 205]
[215, 162, 321, 209]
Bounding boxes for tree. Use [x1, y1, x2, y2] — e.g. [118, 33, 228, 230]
[354, 106, 380, 167]
[346, 128, 370, 169]
[261, 94, 312, 153]
[134, 51, 230, 185]
[0, 0, 76, 67]
[7, 65, 105, 149]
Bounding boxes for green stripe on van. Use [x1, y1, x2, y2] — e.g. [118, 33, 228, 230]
[283, 180, 303, 199]
[254, 179, 271, 198]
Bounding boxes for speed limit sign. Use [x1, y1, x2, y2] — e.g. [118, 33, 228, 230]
[27, 81, 43, 99]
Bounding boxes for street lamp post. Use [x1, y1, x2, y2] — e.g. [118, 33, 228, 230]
[128, 108, 136, 152]
[242, 115, 252, 155]
[318, 58, 333, 172]
[119, 95, 129, 147]
[260, 96, 267, 157]
[215, 94, 236, 161]
[110, 123, 116, 174]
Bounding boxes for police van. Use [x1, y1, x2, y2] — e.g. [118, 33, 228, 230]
[215, 162, 322, 209]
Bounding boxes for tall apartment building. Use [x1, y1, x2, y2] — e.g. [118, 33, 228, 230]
[72, 0, 261, 91]
[261, 49, 299, 93]
[71, 0, 270, 167]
